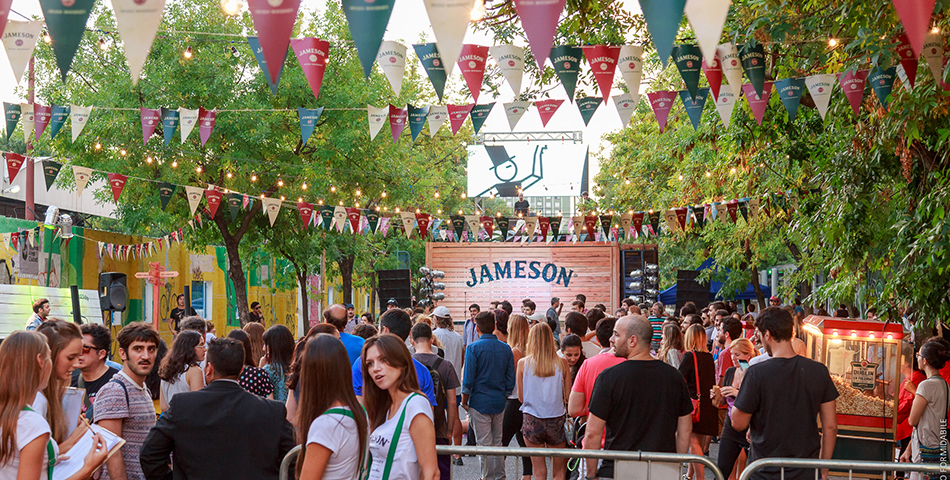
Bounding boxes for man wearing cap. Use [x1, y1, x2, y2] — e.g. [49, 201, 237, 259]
[344, 303, 357, 333]
[387, 298, 400, 311]
[769, 296, 782, 307]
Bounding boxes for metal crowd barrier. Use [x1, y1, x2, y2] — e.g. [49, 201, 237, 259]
[739, 458, 948, 480]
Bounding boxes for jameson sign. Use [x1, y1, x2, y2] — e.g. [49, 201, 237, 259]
[465, 260, 575, 287]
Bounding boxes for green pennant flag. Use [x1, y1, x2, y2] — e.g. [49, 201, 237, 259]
[39, 0, 96, 81]
[158, 182, 176, 211]
[775, 193, 788, 217]
[162, 108, 180, 146]
[738, 199, 749, 222]
[227, 193, 242, 221]
[319, 205, 335, 229]
[868, 66, 896, 111]
[48, 105, 69, 140]
[549, 216, 562, 243]
[672, 44, 703, 100]
[550, 45, 583, 102]
[42, 161, 61, 191]
[470, 103, 495, 134]
[774, 77, 805, 122]
[577, 97, 602, 126]
[639, 0, 686, 67]
[648, 210, 661, 235]
[691, 205, 704, 229]
[408, 104, 429, 142]
[343, 0, 396, 78]
[679, 88, 708, 130]
[450, 215, 465, 240]
[298, 107, 324, 145]
[4, 103, 20, 141]
[739, 43, 767, 98]
[413, 43, 447, 102]
[496, 216, 510, 241]
[364, 209, 380, 234]
[599, 215, 613, 240]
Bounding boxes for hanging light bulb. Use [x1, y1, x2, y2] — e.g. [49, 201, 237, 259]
[381, 191, 387, 198]
[146, 156, 153, 163]
[277, 178, 284, 187]
[298, 197, 303, 202]
[196, 166, 202, 173]
[119, 149, 126, 156]
[678, 174, 683, 181]
[98, 38, 108, 51]
[280, 195, 286, 201]
[172, 160, 178, 168]
[470, 0, 486, 21]
[231, 46, 239, 57]
[330, 184, 336, 192]
[624, 177, 630, 185]
[226, 171, 233, 179]
[395, 207, 401, 213]
[496, 211, 501, 217]
[220, 0, 242, 15]
[302, 182, 307, 190]
[705, 171, 711, 177]
[251, 174, 257, 182]
[437, 209, 442, 214]
[461, 192, 467, 199]
[827, 38, 838, 47]
[94, 141, 101, 150]
[183, 46, 193, 59]
[434, 190, 440, 198]
[339, 200, 344, 206]
[415, 208, 420, 214]
[318, 199, 323, 205]
[730, 167, 737, 174]
[375, 206, 380, 211]
[355, 202, 360, 207]
[355, 188, 361, 196]
[42, 31, 51, 44]
[458, 209, 463, 215]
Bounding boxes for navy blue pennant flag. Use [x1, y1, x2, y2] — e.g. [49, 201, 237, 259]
[161, 108, 180, 146]
[774, 77, 805, 122]
[298, 107, 324, 145]
[679, 88, 708, 130]
[408, 104, 429, 142]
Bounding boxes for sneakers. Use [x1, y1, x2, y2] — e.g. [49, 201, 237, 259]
[453, 457, 464, 466]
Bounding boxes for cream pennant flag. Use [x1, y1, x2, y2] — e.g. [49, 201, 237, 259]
[376, 41, 407, 96]
[805, 74, 835, 121]
[400, 212, 416, 238]
[70, 105, 91, 141]
[618, 45, 644, 105]
[20, 103, 33, 144]
[503, 101, 530, 131]
[714, 88, 737, 129]
[179, 108, 198, 143]
[748, 197, 760, 220]
[333, 206, 347, 232]
[490, 45, 525, 96]
[715, 203, 729, 223]
[184, 186, 203, 216]
[464, 215, 481, 239]
[261, 197, 282, 226]
[613, 93, 638, 127]
[685, 0, 730, 65]
[2, 21, 43, 84]
[922, 32, 945, 83]
[367, 104, 388, 140]
[72, 166, 92, 196]
[97, 241, 104, 258]
[620, 213, 633, 237]
[427, 105, 448, 137]
[422, 0, 476, 78]
[523, 216, 538, 244]
[717, 43, 742, 96]
[664, 209, 678, 231]
[110, 0, 166, 84]
[571, 216, 583, 242]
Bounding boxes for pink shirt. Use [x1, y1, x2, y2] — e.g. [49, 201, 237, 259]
[570, 351, 626, 417]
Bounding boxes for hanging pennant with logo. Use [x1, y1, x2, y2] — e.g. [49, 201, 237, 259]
[894, 33, 918, 89]
[515, 0, 565, 70]
[620, 213, 632, 238]
[408, 104, 429, 142]
[639, 0, 686, 66]
[158, 182, 176, 210]
[535, 99, 563, 127]
[427, 105, 448, 137]
[422, 0, 475, 78]
[739, 43, 767, 97]
[450, 215, 465, 240]
[869, 66, 896, 111]
[684, 0, 730, 65]
[463, 215, 481, 241]
[599, 215, 613, 241]
[20, 103, 32, 143]
[0, 0, 12, 39]
[504, 101, 530, 131]
[717, 43, 742, 96]
[140, 107, 160, 144]
[618, 45, 644, 105]
[48, 105, 69, 140]
[367, 104, 388, 140]
[108, 173, 127, 203]
[613, 94, 638, 127]
[297, 202, 313, 228]
[341, 0, 395, 77]
[3, 103, 19, 141]
[247, 0, 300, 90]
[5, 152, 24, 180]
[42, 161, 61, 191]
[497, 216, 511, 241]
[247, 36, 284, 94]
[292, 38, 330, 100]
[583, 45, 621, 101]
[413, 43, 447, 102]
[346, 207, 362, 233]
[39, 0, 95, 81]
[703, 55, 723, 100]
[161, 108, 179, 146]
[648, 210, 661, 236]
[184, 186, 203, 215]
[679, 88, 708, 130]
[447, 103, 474, 135]
[319, 205, 334, 229]
[72, 166, 92, 197]
[742, 82, 772, 126]
[805, 74, 835, 121]
[389, 104, 408, 142]
[577, 97, 602, 126]
[262, 197, 282, 226]
[922, 32, 945, 82]
[377, 41, 407, 96]
[690, 205, 704, 229]
[673, 44, 703, 100]
[415, 213, 431, 237]
[198, 107, 216, 146]
[648, 91, 677, 133]
[470, 103, 494, 134]
[2, 20, 42, 84]
[298, 107, 324, 145]
[774, 77, 804, 122]
[205, 189, 223, 218]
[550, 45, 582, 101]
[365, 209, 380, 234]
[583, 215, 598, 241]
[891, 0, 936, 58]
[458, 44, 489, 102]
[111, 0, 166, 84]
[399, 212, 416, 238]
[33, 104, 51, 140]
[839, 70, 868, 116]
[70, 105, 91, 141]
[490, 45, 525, 96]
[632, 212, 644, 237]
[480, 216, 495, 239]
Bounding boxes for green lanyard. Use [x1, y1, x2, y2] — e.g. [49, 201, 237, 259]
[22, 406, 55, 480]
[323, 407, 366, 480]
[366, 393, 420, 480]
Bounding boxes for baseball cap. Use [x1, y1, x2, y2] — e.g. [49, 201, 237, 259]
[769, 296, 780, 302]
[527, 312, 546, 323]
[387, 298, 399, 306]
[433, 306, 451, 318]
[344, 303, 354, 309]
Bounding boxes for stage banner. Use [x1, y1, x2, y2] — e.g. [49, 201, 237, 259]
[673, 44, 703, 100]
[292, 38, 330, 100]
[470, 103, 494, 134]
[680, 88, 709, 130]
[108, 173, 127, 203]
[490, 45, 525, 96]
[583, 45, 621, 101]
[739, 43, 767, 98]
[389, 104, 408, 142]
[577, 97, 602, 126]
[684, 0, 730, 65]
[247, 36, 284, 94]
[774, 77, 804, 122]
[504, 101, 529, 130]
[2, 20, 42, 84]
[40, 0, 95, 80]
[891, 0, 936, 57]
[319, 205, 334, 230]
[515, 0, 564, 70]
[448, 103, 474, 135]
[408, 104, 429, 141]
[33, 104, 50, 140]
[869, 66, 896, 111]
[73, 166, 93, 197]
[299, 107, 324, 145]
[112, 0, 165, 84]
[367, 104, 388, 140]
[198, 107, 216, 146]
[613, 94, 638, 127]
[535, 99, 563, 126]
[703, 55, 723, 100]
[717, 43, 742, 96]
[262, 197, 282, 226]
[158, 182, 175, 210]
[550, 45, 582, 101]
[839, 69, 868, 116]
[413, 43, 447, 102]
[42, 161, 61, 191]
[422, 0, 475, 78]
[140, 107, 160, 144]
[161, 108, 179, 146]
[639, 0, 686, 66]
[179, 108, 198, 143]
[377, 41, 407, 96]
[3, 103, 19, 141]
[5, 152, 23, 180]
[48, 105, 68, 140]
[648, 91, 677, 133]
[742, 82, 772, 126]
[427, 105, 448, 137]
[805, 74, 835, 121]
[458, 44, 489, 102]
[184, 186, 203, 215]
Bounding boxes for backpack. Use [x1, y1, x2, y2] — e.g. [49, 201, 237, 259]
[419, 356, 448, 439]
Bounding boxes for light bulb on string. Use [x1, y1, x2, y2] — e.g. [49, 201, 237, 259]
[196, 166, 202, 173]
[625, 177, 630, 185]
[381, 191, 387, 198]
[355, 202, 360, 207]
[461, 193, 467, 199]
[277, 178, 284, 187]
[339, 200, 344, 206]
[415, 208, 420, 214]
[42, 31, 51, 44]
[437, 209, 442, 214]
[470, 0, 486, 22]
[496, 211, 501, 217]
[98, 38, 108, 51]
[298, 197, 303, 202]
[280, 196, 286, 201]
[318, 199, 323, 205]
[220, 0, 242, 15]
[375, 206, 380, 211]
[251, 174, 257, 182]
[172, 160, 178, 168]
[94, 140, 101, 150]
[355, 188, 361, 196]
[226, 171, 232, 179]
[302, 182, 307, 190]
[330, 185, 336, 192]
[183, 46, 192, 59]
[434, 190, 440, 198]
[458, 209, 463, 215]
[395, 207, 400, 213]
[119, 149, 126, 156]
[705, 171, 711, 177]
[730, 167, 737, 174]
[827, 38, 838, 47]
[678, 174, 683, 181]
[933, 27, 941, 33]
[146, 156, 153, 164]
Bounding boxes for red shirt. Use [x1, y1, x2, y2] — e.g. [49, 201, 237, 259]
[570, 351, 626, 417]
[897, 370, 927, 440]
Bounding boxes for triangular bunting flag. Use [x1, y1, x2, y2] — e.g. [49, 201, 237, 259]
[158, 182, 176, 210]
[3, 103, 19, 141]
[458, 44, 489, 102]
[400, 212, 416, 238]
[684, 0, 730, 65]
[5, 152, 24, 180]
[703, 55, 723, 100]
[679, 88, 709, 130]
[292, 38, 330, 100]
[107, 173, 127, 203]
[32, 104, 50, 141]
[39, 0, 95, 81]
[490, 45, 525, 96]
[198, 107, 216, 146]
[367, 104, 388, 140]
[161, 108, 180, 146]
[582, 45, 621, 101]
[739, 43, 767, 98]
[72, 166, 92, 196]
[415, 213, 431, 237]
[2, 20, 42, 84]
[869, 66, 896, 111]
[227, 193, 242, 221]
[923, 32, 945, 83]
[377, 41, 407, 96]
[70, 105, 91, 141]
[111, 0, 166, 84]
[648, 91, 678, 132]
[247, 0, 300, 89]
[413, 43, 447, 102]
[140, 107, 160, 144]
[408, 104, 429, 142]
[179, 108, 198, 143]
[742, 81, 772, 126]
[389, 105, 408, 142]
[247, 36, 284, 94]
[504, 101, 530, 131]
[427, 106, 448, 137]
[42, 161, 61, 191]
[422, 0, 475, 78]
[838, 70, 868, 116]
[618, 45, 644, 105]
[20, 104, 32, 144]
[774, 77, 805, 122]
[48, 105, 69, 140]
[638, 0, 687, 66]
[891, 0, 936, 58]
[805, 74, 835, 121]
[262, 197, 282, 226]
[577, 97, 602, 126]
[895, 33, 918, 89]
[447, 104, 474, 135]
[535, 99, 563, 127]
[184, 186, 203, 216]
[346, 207, 361, 233]
[470, 103, 494, 134]
[672, 44, 703, 100]
[613, 94, 637, 128]
[342, 0, 395, 77]
[550, 45, 582, 101]
[299, 107, 324, 145]
[298, 202, 314, 228]
[516, 0, 564, 70]
[717, 43, 742, 96]
[319, 205, 334, 229]
[205, 189, 223, 218]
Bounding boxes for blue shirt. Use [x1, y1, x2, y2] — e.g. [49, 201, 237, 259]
[462, 334, 515, 415]
[339, 332, 365, 366]
[352, 356, 438, 407]
[462, 318, 479, 347]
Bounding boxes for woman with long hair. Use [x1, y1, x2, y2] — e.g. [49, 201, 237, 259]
[362, 334, 438, 480]
[713, 338, 759, 480]
[296, 335, 369, 480]
[227, 329, 274, 398]
[560, 334, 585, 384]
[518, 323, 570, 480]
[900, 337, 950, 480]
[0, 331, 108, 479]
[243, 322, 266, 367]
[35, 320, 83, 445]
[287, 324, 338, 420]
[260, 325, 295, 403]
[158, 330, 206, 410]
[503, 314, 532, 480]
[659, 323, 685, 368]
[679, 324, 717, 480]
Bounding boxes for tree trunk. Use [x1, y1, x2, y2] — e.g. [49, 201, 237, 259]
[298, 271, 309, 329]
[751, 264, 765, 309]
[212, 201, 261, 326]
[339, 254, 355, 304]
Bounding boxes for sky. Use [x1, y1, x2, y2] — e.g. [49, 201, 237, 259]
[0, 0, 644, 175]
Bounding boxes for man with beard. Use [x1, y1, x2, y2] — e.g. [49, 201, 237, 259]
[94, 322, 162, 480]
[583, 315, 693, 479]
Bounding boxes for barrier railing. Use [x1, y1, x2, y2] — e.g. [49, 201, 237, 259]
[739, 458, 948, 480]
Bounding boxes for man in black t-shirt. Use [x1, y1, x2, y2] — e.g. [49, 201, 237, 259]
[732, 307, 838, 480]
[71, 324, 119, 421]
[249, 301, 265, 324]
[585, 315, 693, 479]
[167, 294, 197, 333]
[514, 193, 529, 216]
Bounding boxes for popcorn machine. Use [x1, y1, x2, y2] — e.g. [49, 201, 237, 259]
[801, 316, 903, 465]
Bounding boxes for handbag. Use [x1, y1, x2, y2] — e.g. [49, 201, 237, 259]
[691, 352, 702, 423]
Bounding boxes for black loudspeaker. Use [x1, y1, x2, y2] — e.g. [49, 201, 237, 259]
[377, 269, 412, 308]
[676, 269, 709, 314]
[99, 272, 128, 312]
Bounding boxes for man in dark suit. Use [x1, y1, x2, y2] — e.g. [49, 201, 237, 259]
[140, 338, 295, 480]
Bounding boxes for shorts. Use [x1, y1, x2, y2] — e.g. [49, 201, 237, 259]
[521, 412, 566, 445]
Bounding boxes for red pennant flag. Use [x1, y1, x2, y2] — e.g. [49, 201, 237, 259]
[447, 104, 474, 135]
[291, 38, 330, 100]
[416, 213, 431, 237]
[140, 107, 160, 144]
[198, 107, 216, 146]
[632, 212, 644, 238]
[480, 216, 494, 238]
[10, 232, 18, 250]
[297, 202, 313, 229]
[33, 104, 51, 141]
[538, 216, 550, 238]
[107, 173, 128, 203]
[136, 244, 143, 258]
[891, 0, 936, 58]
[742, 82, 773, 126]
[535, 99, 563, 127]
[702, 55, 723, 100]
[205, 188, 223, 218]
[5, 152, 24, 181]
[895, 33, 918, 88]
[158, 238, 164, 250]
[346, 207, 362, 233]
[647, 91, 677, 133]
[838, 70, 868, 116]
[726, 201, 738, 223]
[247, 0, 301, 88]
[389, 105, 408, 142]
[583, 215, 598, 240]
[514, 0, 565, 70]
[582, 45, 621, 101]
[458, 45, 489, 102]
[675, 207, 688, 230]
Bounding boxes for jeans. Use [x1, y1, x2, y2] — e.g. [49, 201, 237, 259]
[502, 397, 532, 476]
[470, 407, 506, 480]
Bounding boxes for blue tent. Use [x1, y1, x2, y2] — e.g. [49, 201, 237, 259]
[658, 258, 771, 304]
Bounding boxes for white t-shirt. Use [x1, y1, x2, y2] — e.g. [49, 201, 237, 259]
[581, 341, 601, 359]
[306, 407, 363, 480]
[367, 394, 434, 480]
[433, 328, 464, 381]
[0, 409, 59, 480]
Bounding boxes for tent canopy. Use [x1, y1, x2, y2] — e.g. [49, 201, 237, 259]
[658, 258, 771, 305]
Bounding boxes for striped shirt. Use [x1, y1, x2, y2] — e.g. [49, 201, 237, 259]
[93, 371, 156, 480]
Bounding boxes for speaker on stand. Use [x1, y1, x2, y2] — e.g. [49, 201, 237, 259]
[99, 272, 128, 326]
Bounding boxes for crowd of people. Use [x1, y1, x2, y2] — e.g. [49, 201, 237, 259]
[2, 293, 948, 480]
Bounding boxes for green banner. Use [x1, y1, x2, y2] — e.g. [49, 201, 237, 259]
[319, 205, 335, 229]
[408, 104, 429, 142]
[48, 105, 69, 140]
[496, 216, 510, 241]
[247, 36, 284, 94]
[679, 88, 708, 130]
[42, 161, 61, 191]
[691, 205, 704, 229]
[450, 215, 465, 240]
[364, 209, 379, 234]
[298, 107, 324, 145]
[470, 103, 494, 134]
[739, 43, 767, 98]
[673, 44, 703, 100]
[158, 182, 176, 211]
[577, 96, 602, 126]
[3, 102, 19, 141]
[227, 193, 242, 221]
[161, 108, 179, 146]
[550, 45, 583, 102]
[868, 66, 896, 111]
[599, 215, 613, 239]
[40, 0, 96, 81]
[413, 43, 447, 102]
[738, 199, 749, 222]
[343, 0, 396, 78]
[549, 216, 561, 242]
[639, 0, 686, 66]
[774, 77, 805, 122]
[648, 210, 661, 235]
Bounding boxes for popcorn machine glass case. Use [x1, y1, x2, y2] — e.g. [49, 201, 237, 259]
[802, 315, 903, 464]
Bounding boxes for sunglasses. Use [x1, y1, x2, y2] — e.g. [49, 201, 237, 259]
[82, 345, 102, 354]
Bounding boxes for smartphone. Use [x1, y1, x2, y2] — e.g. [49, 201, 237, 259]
[739, 360, 750, 370]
